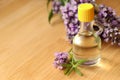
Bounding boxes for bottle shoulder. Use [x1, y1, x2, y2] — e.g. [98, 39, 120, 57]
[73, 34, 98, 48]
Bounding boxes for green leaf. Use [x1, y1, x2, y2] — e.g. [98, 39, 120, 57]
[62, 63, 71, 68]
[47, 0, 51, 8]
[64, 0, 70, 4]
[60, 0, 65, 6]
[48, 9, 53, 23]
[66, 67, 74, 76]
[68, 49, 73, 61]
[74, 68, 83, 76]
[66, 0, 70, 3]
[63, 63, 72, 75]
[60, 0, 70, 6]
[72, 55, 74, 63]
[75, 59, 86, 67]
[77, 59, 86, 64]
[64, 66, 71, 75]
[69, 53, 76, 65]
[68, 48, 72, 53]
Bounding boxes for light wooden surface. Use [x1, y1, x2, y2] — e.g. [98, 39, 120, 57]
[0, 0, 120, 80]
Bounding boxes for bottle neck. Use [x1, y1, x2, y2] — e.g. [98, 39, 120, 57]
[79, 21, 94, 36]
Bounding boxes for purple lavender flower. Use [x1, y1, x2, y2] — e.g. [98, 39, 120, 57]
[102, 25, 120, 45]
[52, 0, 61, 14]
[95, 4, 120, 46]
[53, 52, 68, 70]
[60, 2, 79, 42]
[95, 4, 116, 27]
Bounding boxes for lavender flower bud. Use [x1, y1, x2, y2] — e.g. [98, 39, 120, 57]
[53, 52, 68, 70]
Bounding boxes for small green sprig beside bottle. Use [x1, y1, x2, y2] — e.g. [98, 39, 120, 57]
[53, 48, 86, 76]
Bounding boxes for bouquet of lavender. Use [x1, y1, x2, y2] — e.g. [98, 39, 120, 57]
[47, 0, 120, 46]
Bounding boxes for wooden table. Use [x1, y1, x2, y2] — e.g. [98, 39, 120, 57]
[0, 0, 120, 80]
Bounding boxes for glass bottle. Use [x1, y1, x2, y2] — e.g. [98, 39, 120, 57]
[72, 3, 101, 66]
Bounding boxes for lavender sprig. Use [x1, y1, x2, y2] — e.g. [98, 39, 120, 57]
[60, 2, 79, 42]
[53, 49, 86, 76]
[95, 4, 120, 46]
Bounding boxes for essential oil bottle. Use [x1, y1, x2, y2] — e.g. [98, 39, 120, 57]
[73, 3, 101, 66]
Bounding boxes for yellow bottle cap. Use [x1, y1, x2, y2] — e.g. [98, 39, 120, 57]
[78, 3, 94, 22]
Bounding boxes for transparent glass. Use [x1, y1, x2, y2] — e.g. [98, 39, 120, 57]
[73, 21, 101, 66]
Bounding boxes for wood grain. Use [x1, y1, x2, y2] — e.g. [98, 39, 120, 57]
[0, 0, 119, 80]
